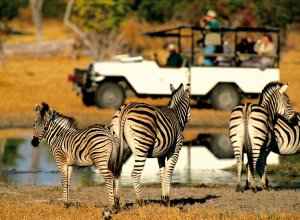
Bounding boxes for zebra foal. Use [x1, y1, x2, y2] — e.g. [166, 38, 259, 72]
[229, 82, 296, 192]
[111, 83, 191, 205]
[31, 103, 121, 210]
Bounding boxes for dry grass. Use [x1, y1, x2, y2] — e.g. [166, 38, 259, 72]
[0, 185, 299, 219]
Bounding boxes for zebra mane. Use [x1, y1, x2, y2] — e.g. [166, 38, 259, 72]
[258, 81, 284, 104]
[53, 111, 78, 129]
[41, 102, 50, 117]
[41, 102, 77, 129]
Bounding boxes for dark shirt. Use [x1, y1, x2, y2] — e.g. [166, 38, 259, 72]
[166, 53, 183, 67]
[237, 40, 255, 54]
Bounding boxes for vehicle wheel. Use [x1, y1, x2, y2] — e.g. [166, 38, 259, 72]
[82, 92, 94, 106]
[94, 82, 124, 109]
[210, 84, 240, 110]
[209, 134, 234, 159]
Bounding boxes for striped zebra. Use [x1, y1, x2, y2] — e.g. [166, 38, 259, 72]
[111, 83, 191, 205]
[31, 103, 121, 210]
[229, 82, 296, 192]
[272, 113, 300, 155]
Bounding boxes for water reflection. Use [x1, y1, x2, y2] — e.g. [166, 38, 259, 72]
[0, 136, 297, 189]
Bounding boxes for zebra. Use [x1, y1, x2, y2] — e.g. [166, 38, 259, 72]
[31, 103, 121, 210]
[229, 81, 297, 192]
[110, 83, 191, 205]
[272, 113, 300, 155]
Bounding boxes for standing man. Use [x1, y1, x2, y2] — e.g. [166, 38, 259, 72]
[199, 10, 221, 66]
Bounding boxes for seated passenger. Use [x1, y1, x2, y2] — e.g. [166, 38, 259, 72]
[155, 44, 183, 67]
[237, 36, 255, 54]
[241, 34, 276, 70]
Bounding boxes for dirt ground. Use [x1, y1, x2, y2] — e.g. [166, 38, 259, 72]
[0, 184, 299, 219]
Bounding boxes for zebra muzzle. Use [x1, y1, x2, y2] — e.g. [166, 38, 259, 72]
[31, 137, 40, 147]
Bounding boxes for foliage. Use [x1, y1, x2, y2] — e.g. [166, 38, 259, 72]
[255, 0, 300, 28]
[71, 0, 131, 33]
[42, 0, 67, 19]
[0, 0, 23, 21]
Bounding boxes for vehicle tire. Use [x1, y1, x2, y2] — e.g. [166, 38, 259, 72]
[210, 84, 240, 110]
[94, 82, 124, 109]
[82, 92, 94, 106]
[209, 134, 234, 159]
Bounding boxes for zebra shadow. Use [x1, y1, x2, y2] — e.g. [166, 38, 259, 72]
[121, 194, 219, 210]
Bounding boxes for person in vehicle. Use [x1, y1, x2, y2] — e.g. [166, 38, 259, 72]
[199, 10, 222, 66]
[241, 34, 276, 69]
[236, 36, 255, 54]
[165, 44, 183, 67]
[155, 44, 183, 67]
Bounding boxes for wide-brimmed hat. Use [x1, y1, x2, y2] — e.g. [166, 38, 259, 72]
[207, 10, 217, 18]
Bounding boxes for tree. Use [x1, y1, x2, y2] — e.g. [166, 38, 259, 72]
[64, 0, 130, 59]
[0, 0, 22, 67]
[30, 0, 43, 43]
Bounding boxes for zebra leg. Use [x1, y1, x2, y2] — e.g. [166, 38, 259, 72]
[257, 152, 269, 191]
[162, 135, 183, 206]
[245, 163, 251, 190]
[249, 157, 258, 193]
[58, 164, 73, 204]
[157, 156, 166, 197]
[234, 147, 244, 192]
[113, 178, 121, 210]
[94, 163, 116, 209]
[103, 177, 115, 210]
[131, 155, 147, 205]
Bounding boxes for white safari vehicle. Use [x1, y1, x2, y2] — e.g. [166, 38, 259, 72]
[69, 26, 280, 110]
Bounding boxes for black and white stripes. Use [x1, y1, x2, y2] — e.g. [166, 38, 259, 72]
[110, 83, 191, 205]
[229, 82, 296, 192]
[31, 103, 121, 209]
[273, 113, 300, 155]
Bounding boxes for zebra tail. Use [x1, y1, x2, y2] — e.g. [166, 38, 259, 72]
[107, 130, 122, 178]
[108, 105, 129, 178]
[244, 107, 254, 176]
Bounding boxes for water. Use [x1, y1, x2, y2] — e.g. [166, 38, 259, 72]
[0, 136, 294, 188]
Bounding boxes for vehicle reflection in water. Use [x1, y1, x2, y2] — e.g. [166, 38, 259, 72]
[0, 134, 292, 188]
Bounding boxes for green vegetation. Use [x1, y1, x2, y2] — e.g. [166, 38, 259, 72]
[71, 0, 130, 33]
[224, 154, 300, 178]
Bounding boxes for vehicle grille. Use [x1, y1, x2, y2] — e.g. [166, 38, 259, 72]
[74, 68, 87, 86]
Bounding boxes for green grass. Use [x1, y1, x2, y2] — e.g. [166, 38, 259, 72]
[224, 154, 300, 178]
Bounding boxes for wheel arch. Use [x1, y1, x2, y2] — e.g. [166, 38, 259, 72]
[97, 76, 138, 96]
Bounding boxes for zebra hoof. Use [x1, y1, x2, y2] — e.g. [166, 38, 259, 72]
[251, 187, 257, 193]
[136, 199, 144, 206]
[236, 185, 244, 192]
[244, 184, 250, 191]
[161, 195, 170, 206]
[113, 197, 121, 211]
[64, 202, 73, 208]
[102, 207, 113, 220]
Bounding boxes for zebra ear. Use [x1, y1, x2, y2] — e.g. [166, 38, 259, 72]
[47, 108, 54, 118]
[33, 105, 40, 112]
[185, 83, 191, 94]
[170, 84, 175, 92]
[279, 83, 289, 94]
